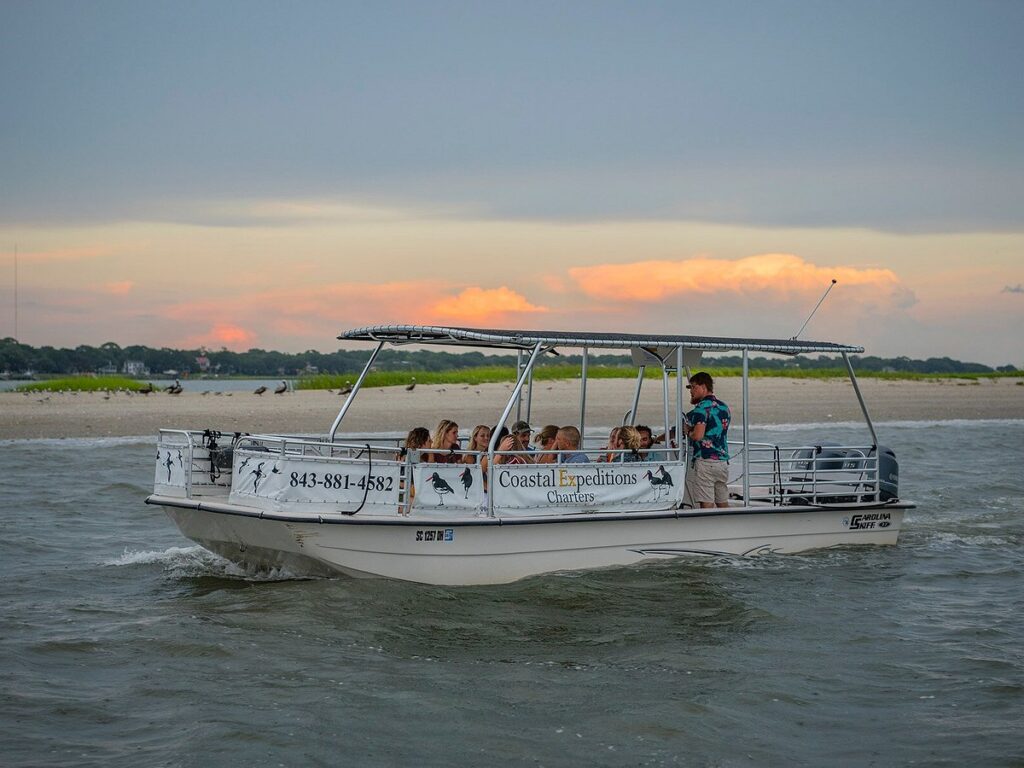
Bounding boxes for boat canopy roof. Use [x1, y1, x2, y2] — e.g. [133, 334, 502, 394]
[340, 325, 864, 355]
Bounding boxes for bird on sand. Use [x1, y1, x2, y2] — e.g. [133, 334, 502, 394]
[168, 380, 183, 395]
[339, 381, 353, 395]
[139, 382, 154, 394]
[427, 472, 454, 505]
[254, 385, 267, 395]
[274, 380, 288, 395]
[406, 377, 417, 392]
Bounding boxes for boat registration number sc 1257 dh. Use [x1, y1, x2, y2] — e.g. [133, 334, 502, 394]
[843, 512, 892, 530]
[416, 529, 455, 542]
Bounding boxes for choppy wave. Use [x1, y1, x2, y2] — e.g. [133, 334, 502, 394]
[105, 545, 312, 582]
[0, 434, 155, 448]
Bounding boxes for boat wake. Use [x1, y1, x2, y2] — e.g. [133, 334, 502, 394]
[105, 545, 313, 582]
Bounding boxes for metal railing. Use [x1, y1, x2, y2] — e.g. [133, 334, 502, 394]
[727, 441, 884, 506]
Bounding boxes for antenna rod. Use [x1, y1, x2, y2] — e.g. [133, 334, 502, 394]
[13, 244, 18, 342]
[792, 279, 836, 340]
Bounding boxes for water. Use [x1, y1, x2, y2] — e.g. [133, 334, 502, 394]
[1, 422, 1022, 767]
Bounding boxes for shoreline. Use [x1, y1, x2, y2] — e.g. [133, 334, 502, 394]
[2, 376, 1022, 441]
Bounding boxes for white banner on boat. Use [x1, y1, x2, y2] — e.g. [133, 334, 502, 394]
[412, 464, 484, 511]
[492, 462, 683, 512]
[229, 450, 402, 513]
[154, 445, 188, 490]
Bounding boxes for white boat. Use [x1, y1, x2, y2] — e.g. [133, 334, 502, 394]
[146, 325, 913, 585]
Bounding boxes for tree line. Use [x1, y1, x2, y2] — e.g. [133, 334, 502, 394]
[0, 337, 1016, 377]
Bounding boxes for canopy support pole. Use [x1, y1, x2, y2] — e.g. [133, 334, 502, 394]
[742, 349, 750, 504]
[515, 350, 523, 422]
[328, 341, 384, 442]
[842, 352, 878, 446]
[676, 346, 684, 464]
[525, 361, 534, 426]
[579, 346, 588, 448]
[661, 363, 671, 456]
[626, 365, 645, 425]
[487, 341, 545, 517]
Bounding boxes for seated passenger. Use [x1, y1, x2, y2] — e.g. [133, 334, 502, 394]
[533, 424, 559, 464]
[599, 427, 621, 462]
[404, 427, 430, 455]
[402, 427, 430, 504]
[425, 419, 461, 463]
[636, 425, 654, 458]
[617, 426, 643, 462]
[649, 426, 677, 463]
[463, 424, 491, 464]
[555, 426, 590, 464]
[510, 420, 534, 452]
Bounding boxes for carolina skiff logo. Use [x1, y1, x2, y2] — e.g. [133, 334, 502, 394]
[845, 512, 892, 530]
[416, 528, 455, 543]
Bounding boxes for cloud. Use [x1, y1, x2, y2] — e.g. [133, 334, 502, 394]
[427, 286, 548, 324]
[101, 280, 134, 295]
[568, 253, 915, 308]
[1003, 284, 1024, 294]
[16, 246, 114, 263]
[161, 197, 469, 228]
[157, 281, 549, 348]
[178, 323, 258, 350]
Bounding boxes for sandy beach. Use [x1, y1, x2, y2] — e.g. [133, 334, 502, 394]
[2, 376, 1022, 440]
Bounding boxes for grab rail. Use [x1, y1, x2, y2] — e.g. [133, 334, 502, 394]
[727, 442, 883, 506]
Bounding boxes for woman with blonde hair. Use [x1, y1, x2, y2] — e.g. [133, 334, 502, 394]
[533, 424, 559, 464]
[426, 419, 461, 463]
[463, 424, 492, 464]
[600, 427, 622, 462]
[617, 425, 643, 462]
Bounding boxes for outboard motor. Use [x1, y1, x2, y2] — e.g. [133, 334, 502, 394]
[873, 445, 899, 502]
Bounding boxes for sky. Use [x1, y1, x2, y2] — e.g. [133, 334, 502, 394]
[1, 1, 1022, 365]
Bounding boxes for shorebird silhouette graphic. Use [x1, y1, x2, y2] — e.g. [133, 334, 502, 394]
[252, 462, 266, 492]
[164, 453, 173, 482]
[645, 469, 671, 499]
[656, 465, 673, 487]
[459, 467, 473, 498]
[239, 456, 251, 471]
[428, 472, 454, 505]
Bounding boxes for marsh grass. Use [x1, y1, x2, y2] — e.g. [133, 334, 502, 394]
[17, 376, 149, 392]
[297, 366, 1018, 390]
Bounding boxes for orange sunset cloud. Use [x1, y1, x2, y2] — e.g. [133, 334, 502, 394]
[568, 253, 910, 304]
[160, 282, 547, 348]
[426, 286, 548, 324]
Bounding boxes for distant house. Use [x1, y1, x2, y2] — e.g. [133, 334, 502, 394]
[97, 363, 118, 375]
[303, 363, 319, 374]
[195, 354, 211, 372]
[123, 360, 150, 376]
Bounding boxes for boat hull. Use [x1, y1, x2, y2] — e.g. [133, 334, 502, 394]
[151, 496, 906, 585]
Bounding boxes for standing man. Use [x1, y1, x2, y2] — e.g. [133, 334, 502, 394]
[682, 372, 731, 508]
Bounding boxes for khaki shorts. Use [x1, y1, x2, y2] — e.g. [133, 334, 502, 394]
[683, 458, 729, 506]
